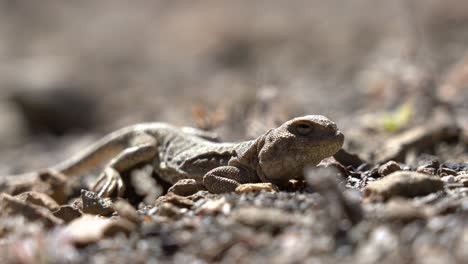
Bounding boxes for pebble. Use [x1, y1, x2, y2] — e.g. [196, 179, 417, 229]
[378, 161, 401, 176]
[441, 175, 455, 184]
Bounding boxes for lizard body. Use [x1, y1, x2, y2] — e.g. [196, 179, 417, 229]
[8, 115, 344, 197]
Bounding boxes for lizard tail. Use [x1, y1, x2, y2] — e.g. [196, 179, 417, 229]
[50, 126, 137, 177]
[0, 126, 139, 195]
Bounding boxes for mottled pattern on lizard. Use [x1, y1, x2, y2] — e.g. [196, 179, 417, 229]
[14, 115, 344, 197]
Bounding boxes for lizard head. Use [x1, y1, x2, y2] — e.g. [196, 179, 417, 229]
[257, 115, 344, 186]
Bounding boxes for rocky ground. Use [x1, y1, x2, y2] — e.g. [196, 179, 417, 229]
[0, 1, 468, 263]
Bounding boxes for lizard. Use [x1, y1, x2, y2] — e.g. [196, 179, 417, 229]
[3, 115, 344, 198]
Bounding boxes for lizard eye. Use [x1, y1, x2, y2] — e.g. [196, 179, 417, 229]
[294, 122, 313, 135]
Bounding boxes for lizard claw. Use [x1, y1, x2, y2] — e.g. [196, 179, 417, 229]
[92, 167, 125, 198]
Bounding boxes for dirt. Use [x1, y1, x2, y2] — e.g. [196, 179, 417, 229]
[0, 1, 467, 263]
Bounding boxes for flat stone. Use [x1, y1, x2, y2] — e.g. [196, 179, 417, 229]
[62, 215, 135, 245]
[235, 183, 279, 193]
[0, 193, 64, 227]
[364, 171, 444, 201]
[158, 192, 195, 209]
[53, 205, 82, 223]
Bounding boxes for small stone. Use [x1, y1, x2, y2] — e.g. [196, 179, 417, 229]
[80, 190, 114, 216]
[364, 171, 444, 201]
[441, 175, 455, 184]
[53, 205, 82, 223]
[62, 215, 135, 245]
[378, 161, 401, 176]
[168, 179, 199, 196]
[158, 192, 195, 209]
[196, 197, 231, 215]
[235, 183, 279, 193]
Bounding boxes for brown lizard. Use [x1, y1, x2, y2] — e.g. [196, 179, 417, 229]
[4, 115, 344, 197]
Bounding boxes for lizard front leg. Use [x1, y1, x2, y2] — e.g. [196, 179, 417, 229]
[203, 166, 259, 194]
[92, 139, 157, 197]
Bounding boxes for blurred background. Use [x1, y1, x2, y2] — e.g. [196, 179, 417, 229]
[0, 0, 467, 173]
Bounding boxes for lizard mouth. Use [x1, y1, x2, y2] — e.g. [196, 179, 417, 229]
[305, 130, 344, 155]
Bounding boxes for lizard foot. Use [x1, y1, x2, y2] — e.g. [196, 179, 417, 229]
[92, 167, 125, 198]
[203, 173, 240, 194]
[235, 183, 279, 193]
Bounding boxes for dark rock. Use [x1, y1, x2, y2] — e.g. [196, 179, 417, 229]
[53, 205, 82, 223]
[80, 190, 114, 216]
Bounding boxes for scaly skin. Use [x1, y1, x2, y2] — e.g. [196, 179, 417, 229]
[4, 115, 344, 197]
